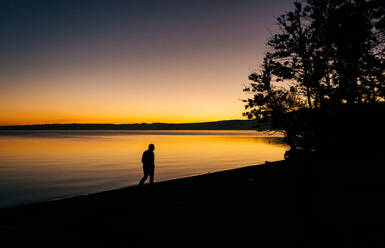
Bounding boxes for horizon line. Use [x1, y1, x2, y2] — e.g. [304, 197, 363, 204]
[0, 119, 258, 127]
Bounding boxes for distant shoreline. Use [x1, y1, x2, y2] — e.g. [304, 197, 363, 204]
[0, 119, 268, 130]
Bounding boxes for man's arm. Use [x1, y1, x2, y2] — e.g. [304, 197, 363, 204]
[141, 151, 145, 164]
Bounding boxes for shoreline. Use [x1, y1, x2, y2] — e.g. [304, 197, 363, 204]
[0, 161, 284, 210]
[2, 156, 384, 247]
[4, 161, 284, 210]
[1, 160, 293, 247]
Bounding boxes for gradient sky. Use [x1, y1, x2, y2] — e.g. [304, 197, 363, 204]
[0, 0, 293, 125]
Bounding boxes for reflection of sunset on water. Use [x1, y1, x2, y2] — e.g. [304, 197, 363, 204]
[0, 130, 288, 207]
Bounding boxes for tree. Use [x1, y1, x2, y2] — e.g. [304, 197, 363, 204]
[266, 1, 321, 109]
[243, 0, 385, 152]
[243, 57, 306, 149]
[309, 0, 385, 104]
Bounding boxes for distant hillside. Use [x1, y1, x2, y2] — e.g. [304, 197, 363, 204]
[0, 120, 263, 130]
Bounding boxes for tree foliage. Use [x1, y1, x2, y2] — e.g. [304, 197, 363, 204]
[244, 0, 385, 152]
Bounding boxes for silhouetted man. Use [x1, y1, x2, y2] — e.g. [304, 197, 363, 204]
[139, 144, 155, 186]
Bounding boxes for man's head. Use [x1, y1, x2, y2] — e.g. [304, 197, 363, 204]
[148, 144, 155, 151]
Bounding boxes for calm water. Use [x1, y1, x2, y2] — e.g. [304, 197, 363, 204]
[0, 130, 288, 208]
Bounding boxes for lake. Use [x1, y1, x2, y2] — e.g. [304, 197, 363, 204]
[0, 130, 288, 208]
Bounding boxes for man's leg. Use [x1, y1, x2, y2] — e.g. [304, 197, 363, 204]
[149, 166, 154, 184]
[139, 166, 149, 186]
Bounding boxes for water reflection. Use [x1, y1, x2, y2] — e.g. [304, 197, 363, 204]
[0, 130, 288, 207]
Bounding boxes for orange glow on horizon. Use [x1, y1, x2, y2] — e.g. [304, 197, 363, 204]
[0, 55, 250, 126]
[0, 103, 246, 126]
[0, 116, 245, 126]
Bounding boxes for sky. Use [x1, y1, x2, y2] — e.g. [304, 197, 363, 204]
[0, 0, 294, 125]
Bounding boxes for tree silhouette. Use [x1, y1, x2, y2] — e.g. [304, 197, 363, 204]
[244, 0, 385, 153]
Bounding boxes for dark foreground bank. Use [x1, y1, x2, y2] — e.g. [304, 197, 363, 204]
[1, 155, 384, 247]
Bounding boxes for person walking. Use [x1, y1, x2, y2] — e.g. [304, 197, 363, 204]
[138, 144, 155, 186]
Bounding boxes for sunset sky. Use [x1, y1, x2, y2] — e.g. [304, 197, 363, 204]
[0, 0, 293, 125]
